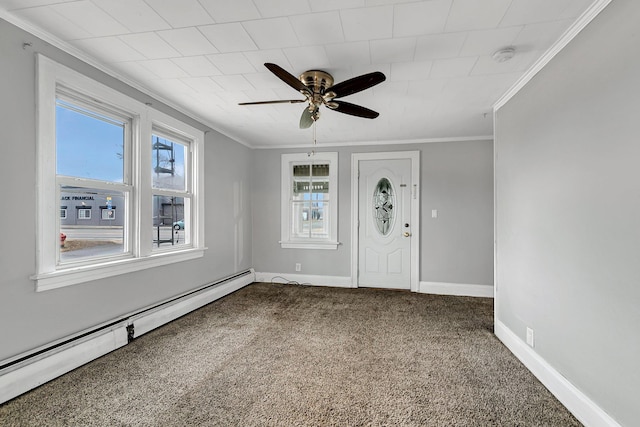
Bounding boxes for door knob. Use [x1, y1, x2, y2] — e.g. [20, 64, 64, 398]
[403, 232, 411, 237]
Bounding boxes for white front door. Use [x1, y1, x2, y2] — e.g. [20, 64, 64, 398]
[358, 158, 413, 289]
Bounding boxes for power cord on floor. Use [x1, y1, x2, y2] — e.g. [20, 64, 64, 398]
[270, 276, 313, 287]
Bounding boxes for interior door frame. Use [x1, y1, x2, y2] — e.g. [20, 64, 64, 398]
[351, 151, 420, 292]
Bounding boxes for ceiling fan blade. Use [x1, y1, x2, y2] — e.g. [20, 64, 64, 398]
[265, 63, 310, 95]
[327, 71, 386, 99]
[300, 107, 314, 129]
[238, 99, 306, 105]
[328, 100, 379, 119]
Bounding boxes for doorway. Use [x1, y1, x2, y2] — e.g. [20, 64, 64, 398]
[351, 151, 420, 291]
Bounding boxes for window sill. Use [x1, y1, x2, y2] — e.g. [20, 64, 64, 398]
[31, 247, 207, 292]
[279, 241, 340, 250]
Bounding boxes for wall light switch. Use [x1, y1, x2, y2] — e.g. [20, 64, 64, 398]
[431, 209, 438, 218]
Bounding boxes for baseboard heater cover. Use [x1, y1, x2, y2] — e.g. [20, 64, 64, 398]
[0, 269, 255, 404]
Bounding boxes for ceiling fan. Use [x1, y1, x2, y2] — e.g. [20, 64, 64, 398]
[239, 63, 386, 129]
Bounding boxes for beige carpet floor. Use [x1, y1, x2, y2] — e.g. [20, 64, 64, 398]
[0, 282, 581, 426]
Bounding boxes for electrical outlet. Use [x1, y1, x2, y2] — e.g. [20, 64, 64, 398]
[526, 327, 535, 347]
[295, 263, 301, 272]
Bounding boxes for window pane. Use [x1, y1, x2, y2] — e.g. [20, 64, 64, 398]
[291, 201, 310, 238]
[311, 201, 329, 238]
[56, 100, 125, 183]
[152, 195, 186, 248]
[312, 164, 329, 176]
[152, 135, 187, 191]
[293, 164, 310, 177]
[60, 187, 125, 262]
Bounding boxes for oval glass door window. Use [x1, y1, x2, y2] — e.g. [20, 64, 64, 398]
[373, 177, 395, 236]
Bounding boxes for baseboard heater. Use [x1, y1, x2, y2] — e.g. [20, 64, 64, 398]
[0, 269, 255, 404]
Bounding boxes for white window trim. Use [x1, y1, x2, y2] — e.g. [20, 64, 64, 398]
[33, 54, 205, 291]
[280, 152, 339, 250]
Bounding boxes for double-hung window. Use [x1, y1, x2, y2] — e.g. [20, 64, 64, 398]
[34, 55, 205, 291]
[280, 152, 338, 249]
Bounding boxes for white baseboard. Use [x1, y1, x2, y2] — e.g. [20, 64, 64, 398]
[0, 326, 128, 404]
[419, 281, 494, 298]
[0, 270, 255, 404]
[255, 272, 354, 288]
[495, 320, 621, 427]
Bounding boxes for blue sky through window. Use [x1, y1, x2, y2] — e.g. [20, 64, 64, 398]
[56, 101, 125, 182]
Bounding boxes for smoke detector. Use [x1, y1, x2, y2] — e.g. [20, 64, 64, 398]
[492, 47, 516, 63]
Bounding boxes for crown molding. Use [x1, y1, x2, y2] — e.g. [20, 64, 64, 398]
[493, 0, 613, 111]
[252, 135, 494, 150]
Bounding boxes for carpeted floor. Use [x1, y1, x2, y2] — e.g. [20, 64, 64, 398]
[0, 283, 581, 426]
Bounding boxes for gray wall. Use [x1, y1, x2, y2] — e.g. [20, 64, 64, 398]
[0, 19, 253, 362]
[494, 1, 639, 425]
[252, 141, 494, 286]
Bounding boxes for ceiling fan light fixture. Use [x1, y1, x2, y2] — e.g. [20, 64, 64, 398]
[492, 46, 516, 63]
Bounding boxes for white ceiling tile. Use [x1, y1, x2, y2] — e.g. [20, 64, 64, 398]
[371, 80, 408, 97]
[349, 63, 391, 80]
[370, 38, 416, 64]
[390, 60, 433, 81]
[157, 28, 219, 56]
[393, 0, 452, 37]
[144, 0, 214, 28]
[241, 88, 281, 103]
[137, 59, 190, 79]
[199, 23, 258, 52]
[49, 1, 129, 37]
[71, 37, 146, 62]
[119, 32, 180, 59]
[289, 11, 344, 46]
[325, 41, 371, 67]
[500, 0, 573, 26]
[243, 49, 293, 72]
[514, 20, 575, 50]
[430, 57, 478, 78]
[414, 32, 467, 60]
[112, 60, 162, 81]
[559, 0, 598, 20]
[459, 27, 522, 56]
[180, 76, 224, 93]
[171, 56, 222, 77]
[340, 5, 393, 41]
[145, 78, 197, 98]
[206, 52, 257, 75]
[445, 0, 512, 32]
[11, 7, 92, 40]
[365, 0, 414, 5]
[471, 49, 542, 76]
[211, 75, 255, 91]
[198, 0, 261, 23]
[242, 18, 300, 50]
[407, 78, 448, 98]
[283, 45, 331, 72]
[252, 0, 311, 18]
[92, 0, 170, 33]
[0, 0, 75, 9]
[244, 72, 297, 90]
[310, 0, 364, 12]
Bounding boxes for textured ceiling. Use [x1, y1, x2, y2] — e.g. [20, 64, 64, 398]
[0, 0, 595, 148]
